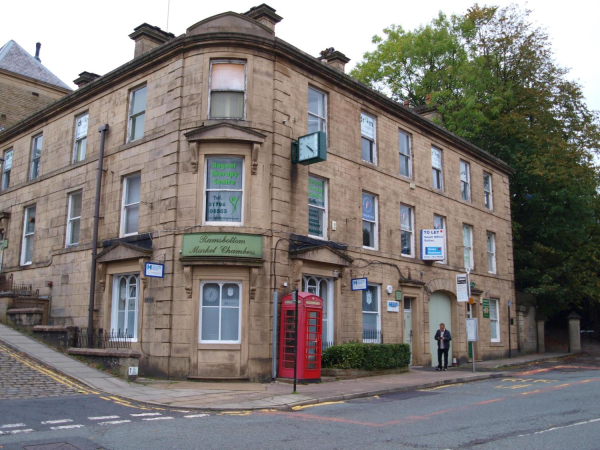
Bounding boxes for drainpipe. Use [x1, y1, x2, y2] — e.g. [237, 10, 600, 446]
[87, 124, 109, 347]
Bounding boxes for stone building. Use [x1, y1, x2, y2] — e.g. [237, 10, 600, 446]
[0, 4, 516, 380]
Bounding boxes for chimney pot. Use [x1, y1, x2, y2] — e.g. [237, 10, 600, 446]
[244, 4, 283, 33]
[317, 48, 351, 73]
[73, 71, 101, 88]
[129, 23, 175, 59]
[34, 42, 41, 62]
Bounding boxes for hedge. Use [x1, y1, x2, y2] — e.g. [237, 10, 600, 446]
[321, 343, 411, 370]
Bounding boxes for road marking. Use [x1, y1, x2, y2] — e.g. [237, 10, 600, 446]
[4, 429, 35, 434]
[292, 401, 345, 411]
[89, 416, 120, 420]
[1, 423, 26, 428]
[142, 417, 174, 421]
[184, 414, 209, 418]
[519, 417, 600, 437]
[42, 419, 73, 424]
[522, 390, 541, 395]
[50, 425, 85, 430]
[98, 420, 132, 425]
[131, 412, 162, 417]
[419, 383, 463, 391]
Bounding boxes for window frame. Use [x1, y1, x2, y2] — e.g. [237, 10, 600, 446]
[203, 156, 245, 226]
[72, 113, 89, 163]
[460, 160, 471, 202]
[66, 190, 83, 247]
[302, 275, 334, 345]
[208, 60, 247, 120]
[431, 146, 443, 191]
[400, 204, 415, 257]
[111, 273, 140, 341]
[362, 284, 381, 343]
[20, 205, 36, 266]
[29, 134, 43, 180]
[487, 231, 497, 274]
[120, 173, 141, 237]
[2, 149, 13, 191]
[308, 175, 328, 240]
[127, 85, 147, 143]
[490, 298, 500, 342]
[399, 129, 412, 178]
[463, 224, 474, 270]
[484, 172, 493, 210]
[307, 86, 327, 134]
[360, 112, 377, 165]
[433, 214, 447, 264]
[199, 280, 243, 344]
[362, 192, 378, 250]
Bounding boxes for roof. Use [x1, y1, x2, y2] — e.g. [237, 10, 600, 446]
[0, 40, 71, 91]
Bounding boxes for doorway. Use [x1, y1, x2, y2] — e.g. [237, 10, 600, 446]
[429, 291, 452, 367]
[302, 275, 334, 347]
[404, 298, 413, 366]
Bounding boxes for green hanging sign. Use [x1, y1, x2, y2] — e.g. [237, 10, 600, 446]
[482, 298, 490, 318]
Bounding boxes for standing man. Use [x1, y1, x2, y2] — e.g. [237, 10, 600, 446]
[434, 323, 452, 371]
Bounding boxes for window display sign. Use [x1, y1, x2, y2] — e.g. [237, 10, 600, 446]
[308, 176, 326, 237]
[205, 157, 243, 223]
[182, 233, 262, 258]
[361, 113, 375, 140]
[456, 274, 469, 302]
[362, 193, 375, 222]
[420, 229, 445, 261]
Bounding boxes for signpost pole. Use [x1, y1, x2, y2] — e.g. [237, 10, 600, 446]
[293, 288, 299, 393]
[473, 342, 476, 373]
[508, 300, 512, 358]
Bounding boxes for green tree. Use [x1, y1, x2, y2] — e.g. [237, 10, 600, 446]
[351, 4, 600, 316]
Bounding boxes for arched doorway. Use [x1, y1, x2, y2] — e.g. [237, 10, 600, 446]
[429, 291, 452, 367]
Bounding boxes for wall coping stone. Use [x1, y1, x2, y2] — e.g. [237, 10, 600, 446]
[67, 348, 141, 358]
[7, 308, 43, 314]
[33, 325, 76, 332]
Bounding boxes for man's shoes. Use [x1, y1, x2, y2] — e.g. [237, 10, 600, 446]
[436, 367, 442, 371]
[443, 367, 448, 371]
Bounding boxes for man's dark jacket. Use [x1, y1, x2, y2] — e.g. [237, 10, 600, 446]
[434, 329, 452, 349]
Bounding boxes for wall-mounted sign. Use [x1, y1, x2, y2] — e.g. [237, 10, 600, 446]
[420, 229, 445, 261]
[456, 274, 469, 302]
[144, 262, 164, 278]
[395, 290, 403, 301]
[387, 300, 400, 313]
[351, 278, 368, 291]
[292, 131, 327, 165]
[466, 318, 479, 342]
[482, 298, 490, 318]
[181, 233, 263, 258]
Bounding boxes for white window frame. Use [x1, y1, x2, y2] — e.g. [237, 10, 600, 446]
[308, 86, 327, 134]
[199, 280, 243, 344]
[433, 214, 447, 264]
[127, 85, 146, 143]
[463, 224, 474, 270]
[360, 112, 377, 165]
[399, 130, 412, 178]
[111, 273, 139, 341]
[490, 298, 500, 342]
[400, 204, 414, 257]
[308, 175, 328, 240]
[487, 231, 497, 274]
[72, 113, 89, 163]
[120, 173, 141, 237]
[484, 172, 493, 210]
[362, 284, 381, 343]
[20, 205, 36, 266]
[203, 156, 244, 226]
[302, 275, 334, 345]
[362, 192, 378, 250]
[30, 134, 43, 180]
[66, 191, 82, 247]
[2, 149, 12, 191]
[431, 146, 443, 191]
[460, 160, 471, 201]
[208, 60, 247, 120]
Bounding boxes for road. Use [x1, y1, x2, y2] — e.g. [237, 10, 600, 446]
[1, 345, 599, 449]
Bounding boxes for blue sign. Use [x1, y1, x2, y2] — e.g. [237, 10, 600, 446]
[144, 262, 164, 278]
[362, 193, 375, 222]
[351, 278, 368, 291]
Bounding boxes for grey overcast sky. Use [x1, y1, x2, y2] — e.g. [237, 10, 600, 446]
[2, 0, 599, 111]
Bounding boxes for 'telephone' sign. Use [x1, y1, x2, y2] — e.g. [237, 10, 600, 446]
[420, 229, 445, 261]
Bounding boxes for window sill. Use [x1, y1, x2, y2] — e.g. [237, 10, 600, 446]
[198, 343, 241, 350]
[489, 341, 503, 347]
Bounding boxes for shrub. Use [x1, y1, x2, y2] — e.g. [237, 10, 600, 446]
[322, 343, 411, 370]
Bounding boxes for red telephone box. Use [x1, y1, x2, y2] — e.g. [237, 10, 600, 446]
[279, 292, 323, 382]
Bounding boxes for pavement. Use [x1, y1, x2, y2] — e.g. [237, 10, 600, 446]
[0, 323, 571, 411]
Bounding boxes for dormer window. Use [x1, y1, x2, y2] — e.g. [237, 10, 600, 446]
[209, 61, 246, 119]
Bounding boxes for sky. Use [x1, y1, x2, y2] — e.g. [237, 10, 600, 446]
[2, 0, 599, 111]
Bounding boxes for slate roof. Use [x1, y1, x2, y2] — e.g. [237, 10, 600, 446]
[0, 40, 71, 91]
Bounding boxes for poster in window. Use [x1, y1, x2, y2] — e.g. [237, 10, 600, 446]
[206, 157, 243, 223]
[431, 148, 442, 169]
[362, 193, 375, 222]
[361, 113, 375, 140]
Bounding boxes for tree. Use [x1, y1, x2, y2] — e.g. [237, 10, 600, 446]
[351, 4, 600, 316]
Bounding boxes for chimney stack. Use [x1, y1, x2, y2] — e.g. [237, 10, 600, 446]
[73, 71, 101, 89]
[34, 43, 41, 62]
[129, 23, 175, 59]
[244, 4, 282, 32]
[318, 48, 350, 73]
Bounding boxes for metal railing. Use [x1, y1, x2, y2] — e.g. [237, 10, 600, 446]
[0, 274, 39, 297]
[322, 340, 334, 351]
[362, 329, 383, 343]
[77, 328, 132, 349]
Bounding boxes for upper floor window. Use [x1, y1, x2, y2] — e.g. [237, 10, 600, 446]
[66, 191, 82, 247]
[362, 192, 378, 249]
[463, 224, 474, 270]
[487, 232, 497, 274]
[433, 214, 447, 264]
[308, 175, 327, 239]
[400, 204, 414, 257]
[308, 87, 327, 134]
[128, 86, 146, 142]
[30, 134, 43, 180]
[431, 147, 443, 190]
[73, 113, 89, 163]
[484, 173, 493, 210]
[205, 156, 244, 225]
[460, 160, 471, 201]
[361, 113, 376, 164]
[209, 61, 246, 119]
[2, 149, 12, 191]
[120, 174, 141, 237]
[21, 205, 36, 266]
[399, 130, 411, 178]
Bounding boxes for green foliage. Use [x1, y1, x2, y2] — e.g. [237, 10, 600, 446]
[351, 4, 600, 316]
[322, 343, 411, 370]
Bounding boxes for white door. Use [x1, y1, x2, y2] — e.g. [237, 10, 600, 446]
[404, 298, 413, 366]
[429, 292, 452, 367]
[302, 275, 334, 346]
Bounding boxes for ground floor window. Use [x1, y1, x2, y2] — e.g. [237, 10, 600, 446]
[111, 274, 139, 340]
[490, 298, 500, 342]
[362, 284, 381, 343]
[302, 275, 334, 347]
[200, 281, 242, 343]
